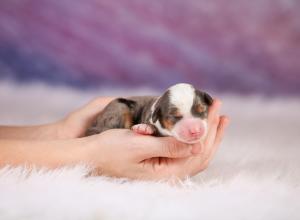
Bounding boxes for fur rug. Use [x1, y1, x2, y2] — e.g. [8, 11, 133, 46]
[0, 81, 299, 220]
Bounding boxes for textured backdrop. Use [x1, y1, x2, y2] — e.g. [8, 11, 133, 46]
[0, 0, 300, 95]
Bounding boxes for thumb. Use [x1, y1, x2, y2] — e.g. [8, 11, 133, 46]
[144, 137, 194, 158]
[77, 97, 114, 118]
[68, 97, 114, 126]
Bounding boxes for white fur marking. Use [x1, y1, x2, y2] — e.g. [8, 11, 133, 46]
[149, 83, 204, 140]
[169, 83, 195, 116]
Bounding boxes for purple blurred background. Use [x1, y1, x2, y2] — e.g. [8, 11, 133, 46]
[0, 0, 299, 95]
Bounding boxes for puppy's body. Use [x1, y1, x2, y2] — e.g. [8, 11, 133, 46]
[86, 96, 158, 135]
[86, 83, 213, 143]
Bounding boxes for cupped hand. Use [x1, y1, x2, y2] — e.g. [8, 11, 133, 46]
[150, 99, 229, 179]
[80, 99, 229, 180]
[57, 97, 115, 139]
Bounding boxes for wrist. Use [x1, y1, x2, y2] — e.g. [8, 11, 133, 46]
[0, 123, 64, 140]
[41, 138, 94, 168]
[78, 135, 106, 173]
[59, 138, 92, 166]
[0, 138, 87, 168]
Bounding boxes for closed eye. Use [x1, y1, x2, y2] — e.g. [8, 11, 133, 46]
[173, 116, 183, 120]
[192, 104, 207, 118]
[166, 115, 183, 122]
[195, 111, 206, 118]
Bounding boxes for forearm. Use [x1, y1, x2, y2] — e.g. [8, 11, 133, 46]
[0, 138, 87, 169]
[0, 122, 62, 140]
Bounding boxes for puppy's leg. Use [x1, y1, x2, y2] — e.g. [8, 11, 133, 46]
[131, 124, 158, 136]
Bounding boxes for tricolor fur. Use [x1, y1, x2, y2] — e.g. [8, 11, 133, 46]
[86, 83, 213, 143]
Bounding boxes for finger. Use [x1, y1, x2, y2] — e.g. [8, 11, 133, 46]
[202, 99, 222, 152]
[211, 116, 230, 149]
[194, 116, 229, 173]
[142, 137, 194, 159]
[131, 124, 155, 135]
[191, 143, 202, 155]
[186, 115, 223, 176]
[78, 97, 115, 117]
[173, 102, 222, 175]
[207, 99, 222, 125]
[204, 115, 220, 148]
[69, 97, 115, 126]
[188, 116, 219, 174]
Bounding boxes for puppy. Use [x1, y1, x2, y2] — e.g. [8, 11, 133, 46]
[86, 83, 213, 144]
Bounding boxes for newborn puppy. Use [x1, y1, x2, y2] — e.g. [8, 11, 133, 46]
[86, 83, 213, 144]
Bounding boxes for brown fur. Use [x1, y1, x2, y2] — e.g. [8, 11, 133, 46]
[196, 104, 206, 113]
[85, 88, 213, 136]
[85, 96, 157, 136]
[161, 118, 175, 130]
[123, 112, 133, 129]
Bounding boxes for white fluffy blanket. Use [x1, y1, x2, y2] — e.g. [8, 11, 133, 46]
[0, 81, 299, 220]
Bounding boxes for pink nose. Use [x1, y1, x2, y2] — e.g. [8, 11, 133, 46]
[175, 118, 206, 142]
[188, 126, 204, 138]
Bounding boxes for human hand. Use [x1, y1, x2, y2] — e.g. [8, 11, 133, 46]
[0, 97, 115, 141]
[80, 99, 229, 180]
[160, 99, 229, 178]
[81, 129, 201, 179]
[56, 97, 115, 139]
[140, 99, 229, 179]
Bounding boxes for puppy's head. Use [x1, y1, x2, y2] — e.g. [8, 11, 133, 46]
[150, 83, 213, 144]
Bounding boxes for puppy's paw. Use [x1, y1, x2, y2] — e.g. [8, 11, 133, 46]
[131, 124, 155, 135]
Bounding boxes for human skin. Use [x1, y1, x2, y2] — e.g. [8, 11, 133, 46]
[0, 97, 229, 180]
[0, 97, 115, 140]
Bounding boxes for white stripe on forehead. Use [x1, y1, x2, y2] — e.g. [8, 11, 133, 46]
[169, 83, 195, 115]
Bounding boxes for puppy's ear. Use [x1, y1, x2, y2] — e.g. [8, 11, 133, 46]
[116, 98, 137, 109]
[152, 90, 170, 123]
[152, 106, 161, 123]
[203, 92, 213, 106]
[195, 90, 213, 106]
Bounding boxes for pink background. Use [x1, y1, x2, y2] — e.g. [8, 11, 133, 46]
[0, 0, 299, 95]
